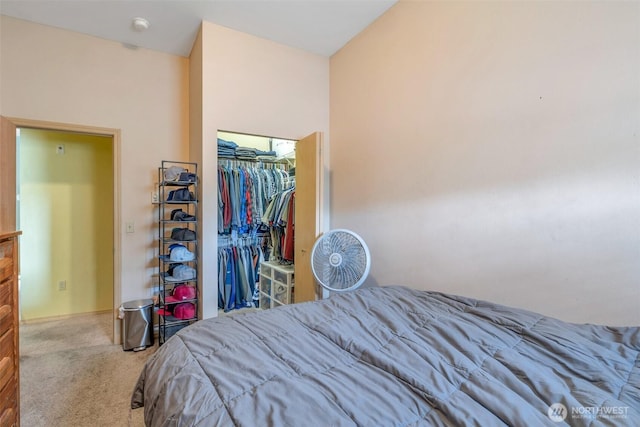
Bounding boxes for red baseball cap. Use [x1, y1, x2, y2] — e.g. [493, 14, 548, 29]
[166, 284, 196, 303]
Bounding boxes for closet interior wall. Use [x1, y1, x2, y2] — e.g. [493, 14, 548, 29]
[216, 132, 295, 313]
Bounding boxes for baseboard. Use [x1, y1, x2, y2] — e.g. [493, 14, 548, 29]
[20, 309, 112, 325]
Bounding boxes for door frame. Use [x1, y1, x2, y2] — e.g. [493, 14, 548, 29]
[5, 116, 121, 344]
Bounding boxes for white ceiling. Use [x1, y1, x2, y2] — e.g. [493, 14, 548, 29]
[0, 0, 397, 57]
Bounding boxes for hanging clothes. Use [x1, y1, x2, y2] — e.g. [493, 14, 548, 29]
[217, 241, 264, 312]
[217, 161, 290, 234]
[216, 157, 294, 311]
[262, 187, 295, 263]
[283, 192, 295, 261]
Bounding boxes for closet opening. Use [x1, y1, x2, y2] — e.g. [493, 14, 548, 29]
[216, 130, 297, 314]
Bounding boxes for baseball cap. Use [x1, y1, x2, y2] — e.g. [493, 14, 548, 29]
[173, 302, 196, 319]
[166, 284, 196, 303]
[166, 188, 195, 202]
[156, 301, 196, 320]
[164, 264, 196, 282]
[170, 228, 196, 241]
[178, 172, 196, 183]
[163, 166, 186, 182]
[170, 209, 196, 222]
[160, 244, 195, 262]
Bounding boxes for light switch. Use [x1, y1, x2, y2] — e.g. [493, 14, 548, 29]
[126, 222, 135, 233]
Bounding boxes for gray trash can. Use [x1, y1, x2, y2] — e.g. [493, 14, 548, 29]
[121, 299, 154, 351]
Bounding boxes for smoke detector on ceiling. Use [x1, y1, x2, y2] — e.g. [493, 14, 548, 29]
[132, 17, 150, 32]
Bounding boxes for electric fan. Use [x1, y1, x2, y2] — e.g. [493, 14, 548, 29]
[311, 229, 371, 293]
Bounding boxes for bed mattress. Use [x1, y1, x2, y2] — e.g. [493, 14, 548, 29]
[132, 286, 640, 426]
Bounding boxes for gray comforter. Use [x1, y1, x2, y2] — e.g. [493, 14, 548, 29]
[131, 286, 640, 426]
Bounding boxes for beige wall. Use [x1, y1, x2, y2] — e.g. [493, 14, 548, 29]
[19, 129, 113, 319]
[1, 16, 328, 324]
[192, 22, 330, 318]
[1, 16, 189, 310]
[6, 3, 633, 326]
[330, 1, 640, 325]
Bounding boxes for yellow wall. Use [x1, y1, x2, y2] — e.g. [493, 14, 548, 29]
[19, 129, 113, 319]
[330, 1, 640, 325]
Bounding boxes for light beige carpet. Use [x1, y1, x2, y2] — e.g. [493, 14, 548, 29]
[20, 312, 155, 427]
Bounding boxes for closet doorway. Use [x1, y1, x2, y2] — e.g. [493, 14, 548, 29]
[216, 130, 323, 307]
[1, 116, 121, 343]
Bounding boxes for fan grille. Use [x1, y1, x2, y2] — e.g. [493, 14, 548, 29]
[311, 230, 370, 292]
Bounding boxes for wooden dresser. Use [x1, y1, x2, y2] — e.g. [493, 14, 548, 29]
[0, 231, 20, 427]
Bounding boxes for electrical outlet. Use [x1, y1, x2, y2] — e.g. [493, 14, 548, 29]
[151, 191, 159, 203]
[58, 280, 67, 291]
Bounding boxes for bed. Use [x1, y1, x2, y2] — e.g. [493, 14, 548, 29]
[131, 286, 639, 426]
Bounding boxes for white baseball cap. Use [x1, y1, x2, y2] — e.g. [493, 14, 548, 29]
[170, 244, 195, 262]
